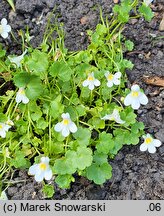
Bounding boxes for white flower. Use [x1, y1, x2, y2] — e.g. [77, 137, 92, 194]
[28, 157, 53, 182]
[105, 71, 121, 87]
[0, 122, 11, 138]
[0, 191, 8, 200]
[8, 49, 27, 68]
[144, 0, 153, 6]
[16, 87, 29, 104]
[54, 113, 77, 137]
[101, 109, 125, 124]
[82, 72, 100, 90]
[140, 134, 162, 154]
[124, 84, 148, 109]
[0, 18, 11, 39]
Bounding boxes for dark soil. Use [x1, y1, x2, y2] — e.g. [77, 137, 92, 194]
[0, 0, 163, 200]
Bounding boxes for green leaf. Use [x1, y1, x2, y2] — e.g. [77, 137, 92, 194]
[31, 112, 42, 121]
[26, 76, 43, 100]
[131, 122, 145, 134]
[125, 40, 134, 51]
[93, 152, 108, 165]
[120, 107, 136, 125]
[70, 93, 80, 105]
[54, 151, 77, 175]
[0, 50, 6, 58]
[50, 95, 64, 119]
[51, 142, 64, 154]
[29, 101, 42, 121]
[75, 147, 92, 170]
[119, 59, 134, 70]
[11, 151, 30, 169]
[76, 105, 86, 117]
[110, 129, 124, 155]
[26, 50, 49, 79]
[113, 1, 132, 23]
[55, 174, 74, 189]
[73, 127, 91, 146]
[37, 117, 48, 130]
[0, 113, 7, 122]
[42, 185, 55, 198]
[49, 61, 73, 82]
[96, 132, 114, 154]
[96, 24, 108, 35]
[128, 133, 140, 145]
[15, 120, 28, 134]
[91, 117, 105, 129]
[13, 72, 32, 87]
[78, 51, 92, 63]
[139, 4, 154, 22]
[86, 163, 112, 185]
[13, 73, 43, 100]
[64, 106, 77, 121]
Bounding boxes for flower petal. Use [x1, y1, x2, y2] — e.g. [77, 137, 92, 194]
[105, 72, 109, 78]
[5, 25, 11, 32]
[140, 143, 148, 152]
[1, 32, 8, 39]
[15, 93, 22, 104]
[28, 164, 38, 175]
[88, 83, 95, 90]
[0, 130, 6, 138]
[82, 80, 89, 87]
[148, 145, 156, 154]
[124, 94, 132, 106]
[139, 93, 148, 105]
[22, 95, 29, 104]
[113, 79, 120, 85]
[107, 81, 113, 87]
[44, 169, 53, 180]
[115, 72, 121, 78]
[34, 172, 45, 182]
[115, 118, 125, 124]
[54, 122, 63, 132]
[131, 84, 140, 91]
[1, 18, 7, 25]
[41, 157, 49, 164]
[93, 79, 100, 87]
[69, 122, 77, 133]
[131, 100, 140, 109]
[101, 114, 111, 120]
[62, 113, 70, 119]
[153, 139, 162, 147]
[4, 124, 10, 131]
[61, 127, 70, 137]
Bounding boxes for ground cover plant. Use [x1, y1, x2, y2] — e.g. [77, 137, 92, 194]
[0, 0, 162, 198]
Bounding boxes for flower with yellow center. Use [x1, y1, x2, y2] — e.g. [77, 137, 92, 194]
[0, 18, 11, 39]
[39, 163, 47, 171]
[124, 84, 148, 109]
[82, 72, 100, 90]
[131, 91, 139, 97]
[140, 134, 162, 154]
[28, 157, 52, 182]
[54, 113, 77, 137]
[15, 87, 29, 104]
[105, 71, 121, 87]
